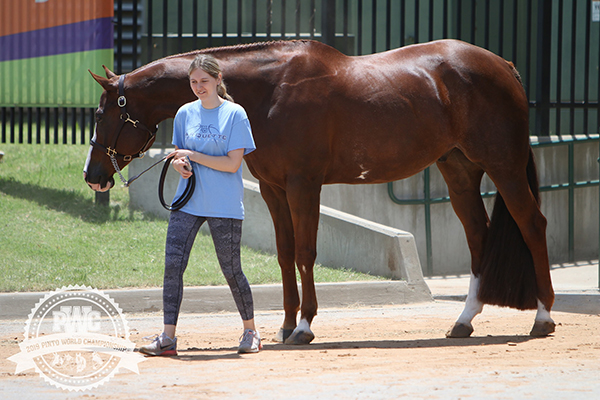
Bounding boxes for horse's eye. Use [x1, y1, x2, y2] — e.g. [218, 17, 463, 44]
[95, 112, 103, 122]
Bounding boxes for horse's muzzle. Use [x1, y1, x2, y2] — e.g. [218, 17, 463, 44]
[84, 171, 114, 192]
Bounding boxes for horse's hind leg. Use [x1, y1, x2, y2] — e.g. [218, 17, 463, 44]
[436, 150, 489, 338]
[487, 163, 555, 337]
[449, 273, 483, 337]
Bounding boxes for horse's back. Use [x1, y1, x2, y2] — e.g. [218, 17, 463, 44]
[313, 40, 525, 183]
[241, 39, 529, 185]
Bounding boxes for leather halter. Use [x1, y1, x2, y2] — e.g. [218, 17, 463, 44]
[90, 74, 157, 163]
[88, 74, 194, 208]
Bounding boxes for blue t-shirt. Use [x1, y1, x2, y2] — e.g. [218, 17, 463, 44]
[171, 100, 256, 219]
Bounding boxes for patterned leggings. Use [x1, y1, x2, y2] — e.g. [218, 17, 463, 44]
[163, 210, 254, 325]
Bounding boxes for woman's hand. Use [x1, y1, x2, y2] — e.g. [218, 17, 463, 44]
[168, 149, 194, 179]
[168, 146, 244, 175]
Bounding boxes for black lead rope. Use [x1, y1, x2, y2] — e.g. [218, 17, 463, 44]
[158, 156, 195, 211]
[124, 155, 169, 187]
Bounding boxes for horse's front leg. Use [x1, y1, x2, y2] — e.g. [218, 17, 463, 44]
[259, 182, 300, 342]
[283, 178, 322, 345]
[284, 254, 318, 345]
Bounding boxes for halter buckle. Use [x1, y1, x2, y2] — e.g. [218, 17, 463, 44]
[124, 155, 133, 162]
[120, 113, 139, 128]
[117, 96, 127, 107]
[106, 147, 117, 158]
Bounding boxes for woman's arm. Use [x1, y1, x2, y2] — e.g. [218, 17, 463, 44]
[169, 147, 245, 178]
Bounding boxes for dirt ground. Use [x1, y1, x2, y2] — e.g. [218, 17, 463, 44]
[1, 299, 599, 400]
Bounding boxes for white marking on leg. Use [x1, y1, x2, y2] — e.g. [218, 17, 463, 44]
[287, 317, 315, 343]
[535, 299, 554, 323]
[456, 273, 484, 325]
[296, 318, 311, 333]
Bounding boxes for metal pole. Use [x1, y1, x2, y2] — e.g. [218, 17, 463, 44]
[568, 142, 574, 261]
[321, 0, 336, 47]
[424, 167, 433, 276]
[116, 0, 123, 74]
[535, 0, 552, 136]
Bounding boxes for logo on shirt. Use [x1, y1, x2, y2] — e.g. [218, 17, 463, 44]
[189, 124, 227, 141]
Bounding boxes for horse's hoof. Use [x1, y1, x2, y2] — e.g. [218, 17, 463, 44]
[530, 320, 556, 337]
[284, 329, 315, 345]
[275, 328, 295, 343]
[446, 322, 474, 338]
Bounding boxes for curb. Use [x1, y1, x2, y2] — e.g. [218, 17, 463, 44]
[1, 282, 597, 320]
[0, 280, 433, 320]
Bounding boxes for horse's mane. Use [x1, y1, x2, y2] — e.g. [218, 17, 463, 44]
[185, 39, 308, 57]
[131, 39, 337, 79]
[135, 40, 310, 73]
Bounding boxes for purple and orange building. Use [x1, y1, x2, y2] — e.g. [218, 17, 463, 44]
[0, 0, 114, 107]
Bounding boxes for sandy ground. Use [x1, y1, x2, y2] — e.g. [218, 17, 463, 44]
[1, 299, 599, 400]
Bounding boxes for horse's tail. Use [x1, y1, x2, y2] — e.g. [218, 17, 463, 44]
[477, 147, 539, 310]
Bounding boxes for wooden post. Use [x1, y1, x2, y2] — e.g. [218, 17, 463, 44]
[95, 191, 110, 207]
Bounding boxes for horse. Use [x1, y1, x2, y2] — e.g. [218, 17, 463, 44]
[84, 39, 556, 344]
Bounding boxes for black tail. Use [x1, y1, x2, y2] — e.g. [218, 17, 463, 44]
[477, 148, 539, 310]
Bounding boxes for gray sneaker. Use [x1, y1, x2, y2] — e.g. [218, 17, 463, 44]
[139, 332, 177, 356]
[238, 329, 262, 354]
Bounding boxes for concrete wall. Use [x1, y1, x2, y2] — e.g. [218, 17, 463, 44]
[128, 137, 598, 277]
[128, 150, 430, 293]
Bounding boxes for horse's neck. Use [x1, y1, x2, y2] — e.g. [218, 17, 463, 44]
[135, 62, 195, 121]
[135, 41, 308, 120]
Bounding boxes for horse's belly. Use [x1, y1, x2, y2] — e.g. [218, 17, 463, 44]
[324, 148, 446, 185]
[323, 117, 453, 185]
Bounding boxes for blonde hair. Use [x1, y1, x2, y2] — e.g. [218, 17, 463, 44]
[188, 54, 234, 102]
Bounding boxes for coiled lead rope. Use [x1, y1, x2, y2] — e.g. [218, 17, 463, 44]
[158, 156, 195, 211]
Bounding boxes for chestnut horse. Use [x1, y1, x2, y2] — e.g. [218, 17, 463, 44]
[84, 39, 555, 344]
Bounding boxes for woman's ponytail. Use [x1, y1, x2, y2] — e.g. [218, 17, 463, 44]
[217, 81, 234, 102]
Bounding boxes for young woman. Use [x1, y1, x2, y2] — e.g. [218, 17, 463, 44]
[140, 54, 260, 356]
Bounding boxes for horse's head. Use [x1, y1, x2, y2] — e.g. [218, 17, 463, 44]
[84, 67, 158, 192]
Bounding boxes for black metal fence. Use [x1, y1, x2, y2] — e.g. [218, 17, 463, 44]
[2, 0, 600, 145]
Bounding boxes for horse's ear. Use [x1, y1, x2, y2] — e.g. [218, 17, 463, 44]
[102, 65, 117, 79]
[89, 70, 113, 91]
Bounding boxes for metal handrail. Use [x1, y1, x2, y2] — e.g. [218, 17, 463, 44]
[387, 134, 600, 278]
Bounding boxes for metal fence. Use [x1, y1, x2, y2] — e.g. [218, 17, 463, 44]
[2, 0, 600, 145]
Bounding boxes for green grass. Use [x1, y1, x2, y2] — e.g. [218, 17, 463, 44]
[0, 144, 383, 292]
